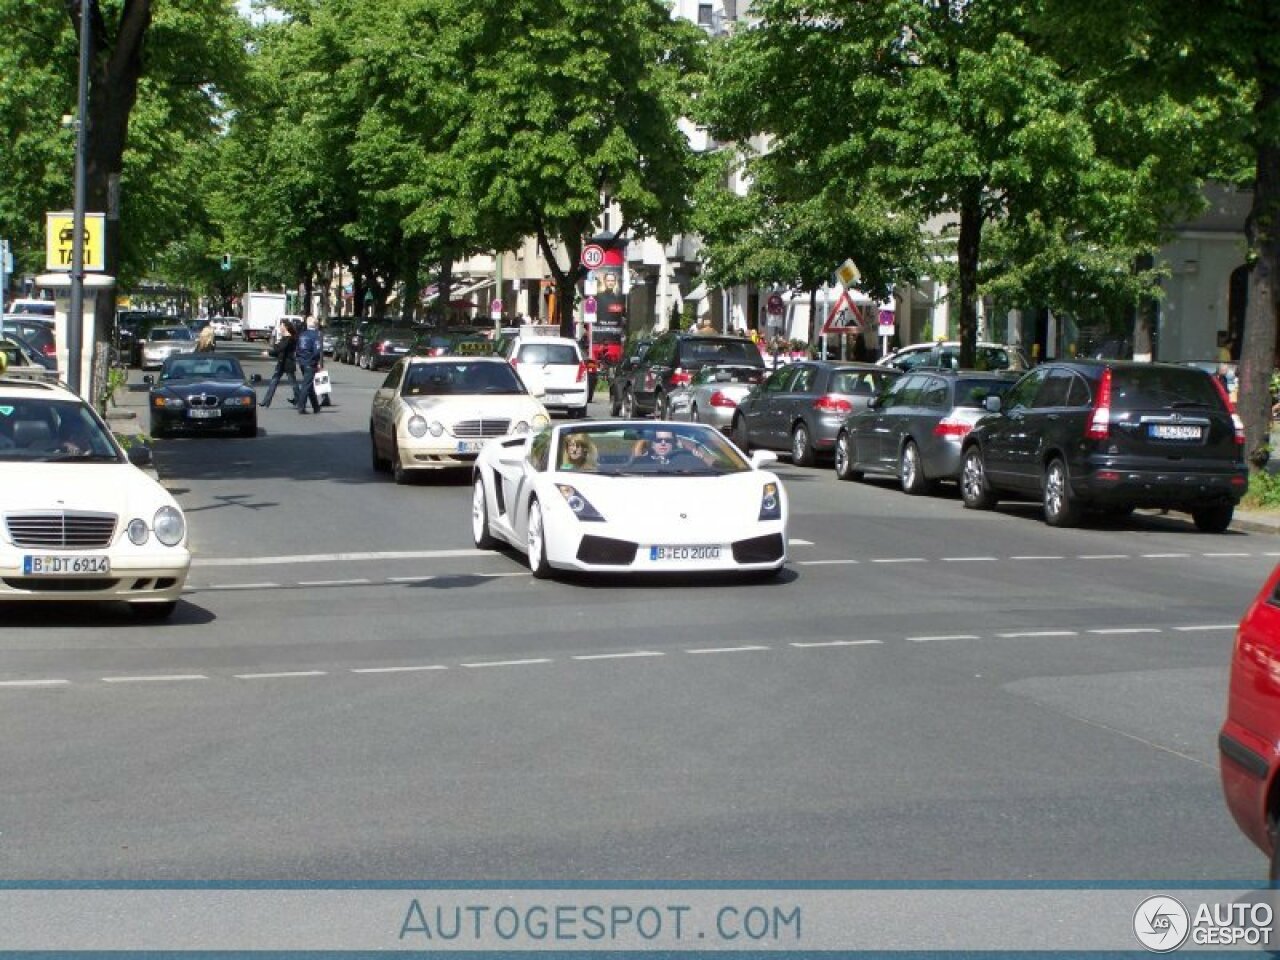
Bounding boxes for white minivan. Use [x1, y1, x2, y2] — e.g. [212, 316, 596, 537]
[504, 335, 589, 417]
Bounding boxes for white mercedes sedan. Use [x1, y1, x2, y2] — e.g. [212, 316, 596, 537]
[471, 421, 788, 579]
[370, 356, 550, 483]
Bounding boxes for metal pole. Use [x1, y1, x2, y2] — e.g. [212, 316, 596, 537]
[67, 0, 91, 396]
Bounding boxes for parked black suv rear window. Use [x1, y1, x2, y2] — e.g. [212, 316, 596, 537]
[1110, 366, 1224, 411]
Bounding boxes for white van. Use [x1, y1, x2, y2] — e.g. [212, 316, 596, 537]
[504, 335, 589, 417]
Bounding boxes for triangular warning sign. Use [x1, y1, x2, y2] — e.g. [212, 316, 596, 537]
[821, 290, 864, 334]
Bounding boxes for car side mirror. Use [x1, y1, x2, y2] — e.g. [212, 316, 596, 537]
[984, 395, 1002, 413]
[750, 450, 778, 469]
[250, 373, 262, 383]
[126, 443, 153, 466]
[142, 374, 154, 384]
[866, 396, 881, 410]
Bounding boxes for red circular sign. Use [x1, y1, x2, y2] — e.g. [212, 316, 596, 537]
[581, 244, 606, 270]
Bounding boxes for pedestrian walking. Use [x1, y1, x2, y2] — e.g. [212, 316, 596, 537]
[261, 318, 300, 408]
[295, 316, 324, 414]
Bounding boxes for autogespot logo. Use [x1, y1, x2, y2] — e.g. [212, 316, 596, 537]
[1134, 895, 1190, 952]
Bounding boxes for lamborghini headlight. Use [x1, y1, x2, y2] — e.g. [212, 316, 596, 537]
[758, 482, 782, 521]
[556, 484, 605, 522]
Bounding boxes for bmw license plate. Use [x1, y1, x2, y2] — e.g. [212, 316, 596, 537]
[456, 440, 483, 453]
[649, 545, 723, 562]
[188, 408, 221, 419]
[1150, 423, 1201, 441]
[23, 555, 110, 575]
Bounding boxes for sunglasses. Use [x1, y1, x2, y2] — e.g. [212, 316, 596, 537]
[653, 436, 675, 444]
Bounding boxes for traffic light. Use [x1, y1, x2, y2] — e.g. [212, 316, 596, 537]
[221, 253, 231, 271]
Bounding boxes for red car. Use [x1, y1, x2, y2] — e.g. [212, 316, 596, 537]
[1220, 562, 1280, 880]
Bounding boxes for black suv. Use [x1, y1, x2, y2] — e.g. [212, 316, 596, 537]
[611, 332, 764, 418]
[959, 360, 1247, 530]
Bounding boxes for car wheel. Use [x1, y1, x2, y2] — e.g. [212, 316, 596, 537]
[239, 420, 257, 439]
[733, 415, 752, 453]
[900, 440, 931, 495]
[571, 406, 588, 419]
[791, 422, 815, 467]
[610, 390, 622, 417]
[149, 419, 166, 441]
[391, 437, 410, 485]
[370, 425, 388, 472]
[834, 431, 863, 481]
[472, 476, 497, 549]
[689, 403, 700, 424]
[961, 446, 996, 510]
[130, 600, 177, 622]
[321, 395, 331, 408]
[621, 389, 637, 419]
[1043, 457, 1081, 527]
[656, 392, 669, 419]
[527, 498, 552, 579]
[1192, 504, 1234, 533]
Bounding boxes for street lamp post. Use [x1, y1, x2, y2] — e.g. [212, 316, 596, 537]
[67, 0, 91, 396]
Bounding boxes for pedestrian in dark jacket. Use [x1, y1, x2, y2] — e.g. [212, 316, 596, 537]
[295, 316, 324, 414]
[261, 318, 300, 408]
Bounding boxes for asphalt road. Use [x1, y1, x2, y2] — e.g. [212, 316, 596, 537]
[0, 342, 1271, 883]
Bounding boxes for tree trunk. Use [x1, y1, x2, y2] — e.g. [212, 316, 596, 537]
[1239, 70, 1280, 470]
[956, 193, 983, 370]
[76, 0, 151, 340]
[436, 256, 454, 325]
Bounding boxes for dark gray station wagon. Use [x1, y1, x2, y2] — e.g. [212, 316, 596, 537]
[959, 360, 1247, 531]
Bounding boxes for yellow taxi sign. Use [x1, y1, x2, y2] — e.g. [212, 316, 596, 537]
[46, 211, 106, 271]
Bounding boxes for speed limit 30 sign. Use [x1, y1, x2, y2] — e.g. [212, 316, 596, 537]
[580, 244, 606, 270]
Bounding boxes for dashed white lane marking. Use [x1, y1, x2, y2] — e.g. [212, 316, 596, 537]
[572, 651, 666, 661]
[796, 559, 858, 566]
[909, 634, 980, 643]
[790, 639, 883, 648]
[193, 549, 489, 567]
[788, 538, 814, 546]
[203, 583, 280, 591]
[101, 674, 208, 683]
[386, 576, 434, 584]
[234, 670, 328, 680]
[1077, 554, 1130, 560]
[350, 665, 447, 674]
[1203, 552, 1251, 558]
[461, 658, 552, 669]
[686, 645, 771, 654]
[1087, 627, 1161, 635]
[997, 630, 1079, 638]
[297, 578, 371, 587]
[943, 556, 998, 562]
[0, 679, 68, 687]
[1174, 624, 1236, 632]
[870, 557, 927, 564]
[1011, 555, 1064, 561]
[1142, 553, 1190, 559]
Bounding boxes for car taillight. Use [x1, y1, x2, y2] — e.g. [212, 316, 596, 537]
[933, 417, 971, 438]
[670, 368, 691, 387]
[575, 362, 587, 383]
[709, 390, 737, 408]
[1210, 375, 1246, 444]
[1085, 367, 1112, 440]
[42, 343, 56, 357]
[643, 371, 657, 391]
[813, 394, 852, 414]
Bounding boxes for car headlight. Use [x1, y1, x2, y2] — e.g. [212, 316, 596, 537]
[153, 506, 186, 547]
[532, 413, 550, 429]
[407, 416, 428, 438]
[513, 420, 530, 434]
[152, 395, 184, 409]
[127, 518, 149, 545]
[222, 395, 254, 407]
[428, 421, 445, 437]
[556, 484, 605, 522]
[758, 482, 782, 521]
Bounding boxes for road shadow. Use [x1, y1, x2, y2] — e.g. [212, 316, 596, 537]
[0, 598, 214, 627]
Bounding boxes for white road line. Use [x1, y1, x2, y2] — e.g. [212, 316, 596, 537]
[101, 674, 208, 683]
[908, 635, 980, 643]
[1174, 624, 1237, 632]
[1202, 552, 1251, 558]
[942, 556, 998, 562]
[796, 559, 859, 566]
[788, 538, 814, 546]
[203, 583, 281, 591]
[386, 576, 435, 583]
[350, 665, 448, 674]
[297, 578, 372, 587]
[996, 630, 1079, 638]
[193, 549, 490, 567]
[474, 571, 531, 578]
[870, 557, 927, 564]
[1265, 552, 1280, 557]
[1141, 553, 1190, 558]
[1077, 554, 1130, 560]
[0, 679, 68, 688]
[1087, 627, 1161, 635]
[461, 658, 553, 669]
[234, 670, 328, 679]
[790, 639, 883, 648]
[1010, 555, 1064, 561]
[686, 645, 771, 654]
[572, 651, 666, 661]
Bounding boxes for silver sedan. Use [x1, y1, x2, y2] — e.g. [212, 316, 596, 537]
[666, 364, 765, 432]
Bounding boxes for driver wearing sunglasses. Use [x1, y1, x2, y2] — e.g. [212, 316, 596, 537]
[636, 429, 685, 466]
